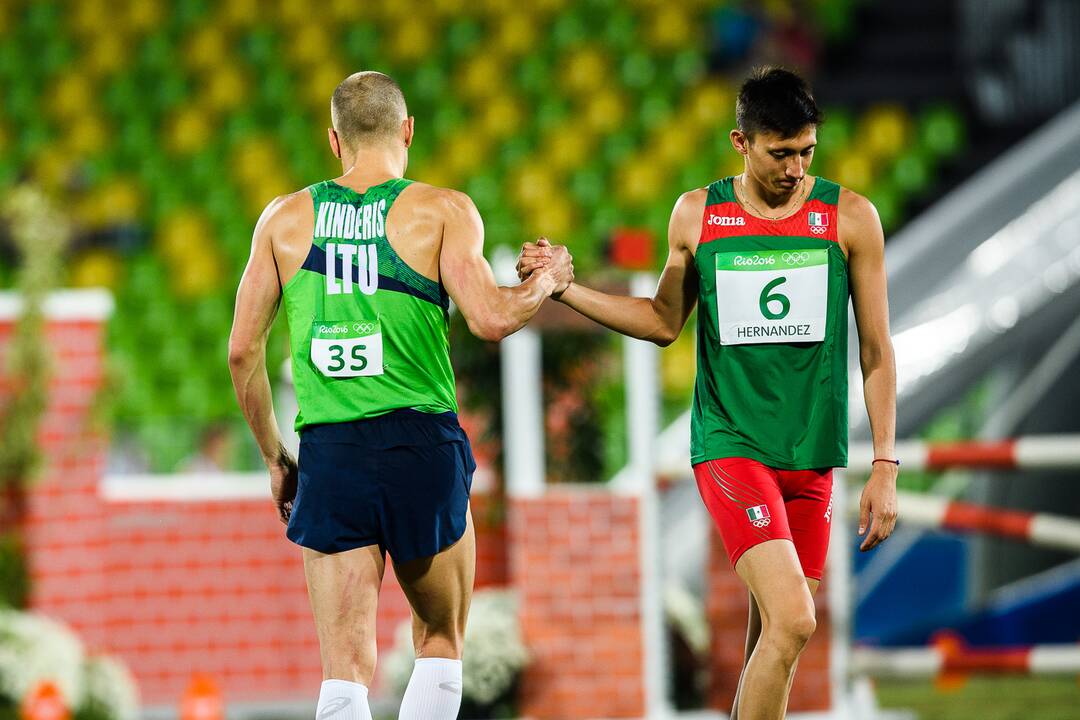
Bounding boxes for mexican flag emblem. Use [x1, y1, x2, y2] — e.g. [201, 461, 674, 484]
[746, 504, 771, 528]
[808, 211, 828, 235]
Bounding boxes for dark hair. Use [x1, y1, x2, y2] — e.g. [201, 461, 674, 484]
[331, 71, 408, 147]
[736, 67, 822, 139]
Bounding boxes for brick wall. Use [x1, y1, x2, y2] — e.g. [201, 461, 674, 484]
[4, 316, 111, 652]
[510, 489, 645, 719]
[705, 526, 832, 713]
[7, 296, 841, 716]
[99, 498, 321, 702]
[96, 493, 505, 704]
[1, 304, 508, 708]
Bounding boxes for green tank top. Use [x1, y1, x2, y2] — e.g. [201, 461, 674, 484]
[690, 176, 848, 469]
[282, 178, 457, 430]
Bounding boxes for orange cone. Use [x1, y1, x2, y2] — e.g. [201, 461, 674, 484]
[180, 674, 224, 720]
[20, 681, 69, 720]
[932, 630, 969, 692]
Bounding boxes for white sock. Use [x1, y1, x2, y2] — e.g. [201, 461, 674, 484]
[398, 657, 463, 720]
[316, 679, 373, 720]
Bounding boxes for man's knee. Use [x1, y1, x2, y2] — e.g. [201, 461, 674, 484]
[768, 606, 816, 659]
[414, 625, 465, 659]
[322, 640, 377, 682]
[785, 609, 817, 648]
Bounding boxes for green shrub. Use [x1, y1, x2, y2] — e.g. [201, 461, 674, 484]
[0, 535, 28, 609]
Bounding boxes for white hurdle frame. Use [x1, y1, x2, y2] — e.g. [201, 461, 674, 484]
[498, 258, 672, 718]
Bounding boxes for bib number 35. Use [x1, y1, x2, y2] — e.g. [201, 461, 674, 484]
[326, 343, 368, 372]
[310, 321, 384, 377]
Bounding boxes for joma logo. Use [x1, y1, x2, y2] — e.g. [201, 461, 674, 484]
[708, 215, 746, 226]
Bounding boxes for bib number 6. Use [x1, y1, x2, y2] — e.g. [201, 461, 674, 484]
[759, 276, 791, 320]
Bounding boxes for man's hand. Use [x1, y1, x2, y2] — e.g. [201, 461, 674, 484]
[540, 238, 574, 297]
[518, 237, 574, 297]
[268, 451, 299, 524]
[517, 238, 552, 281]
[858, 463, 898, 551]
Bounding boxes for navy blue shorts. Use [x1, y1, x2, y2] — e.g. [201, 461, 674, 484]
[286, 409, 476, 563]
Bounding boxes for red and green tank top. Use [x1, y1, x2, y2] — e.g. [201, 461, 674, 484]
[282, 178, 457, 430]
[690, 176, 848, 470]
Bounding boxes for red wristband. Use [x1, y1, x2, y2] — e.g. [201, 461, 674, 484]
[872, 458, 901, 466]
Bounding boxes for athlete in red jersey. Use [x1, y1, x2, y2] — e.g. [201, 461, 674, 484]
[520, 68, 898, 720]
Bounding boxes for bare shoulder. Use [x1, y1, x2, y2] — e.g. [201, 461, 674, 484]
[250, 189, 315, 287]
[838, 186, 884, 255]
[669, 187, 709, 252]
[257, 188, 314, 238]
[399, 182, 479, 220]
[673, 187, 708, 219]
[838, 187, 882, 235]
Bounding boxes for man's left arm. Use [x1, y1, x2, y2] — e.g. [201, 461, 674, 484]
[842, 189, 899, 552]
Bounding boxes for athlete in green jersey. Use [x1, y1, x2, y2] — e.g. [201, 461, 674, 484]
[229, 71, 572, 720]
[519, 68, 898, 720]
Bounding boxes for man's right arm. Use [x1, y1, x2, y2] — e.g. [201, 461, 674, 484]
[521, 189, 704, 347]
[229, 195, 299, 523]
[438, 189, 572, 342]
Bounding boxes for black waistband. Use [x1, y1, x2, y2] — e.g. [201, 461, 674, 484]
[300, 408, 464, 447]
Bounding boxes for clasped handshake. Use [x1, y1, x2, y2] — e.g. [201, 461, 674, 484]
[516, 237, 575, 298]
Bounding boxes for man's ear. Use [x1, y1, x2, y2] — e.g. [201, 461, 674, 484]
[402, 116, 415, 148]
[730, 129, 750, 155]
[328, 128, 342, 159]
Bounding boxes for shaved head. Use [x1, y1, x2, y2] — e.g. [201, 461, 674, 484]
[330, 71, 408, 149]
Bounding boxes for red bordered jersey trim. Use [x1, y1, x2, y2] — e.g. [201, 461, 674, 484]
[699, 199, 839, 245]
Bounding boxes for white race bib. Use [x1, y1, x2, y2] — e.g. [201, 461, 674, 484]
[310, 320, 384, 377]
[715, 249, 828, 345]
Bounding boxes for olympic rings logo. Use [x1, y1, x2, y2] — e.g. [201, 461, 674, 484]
[352, 322, 377, 335]
[782, 251, 811, 265]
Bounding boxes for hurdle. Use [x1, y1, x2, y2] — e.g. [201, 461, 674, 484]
[846, 435, 1080, 471]
[867, 490, 1080, 553]
[498, 278, 1080, 719]
[831, 434, 1080, 717]
[852, 641, 1080, 678]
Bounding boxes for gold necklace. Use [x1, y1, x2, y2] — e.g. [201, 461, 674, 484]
[737, 176, 807, 221]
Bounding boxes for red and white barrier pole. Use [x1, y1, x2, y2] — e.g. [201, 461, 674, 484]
[657, 434, 1080, 483]
[660, 433, 1080, 714]
[837, 435, 1080, 712]
[855, 490, 1080, 553]
[848, 434, 1080, 471]
[853, 643, 1080, 678]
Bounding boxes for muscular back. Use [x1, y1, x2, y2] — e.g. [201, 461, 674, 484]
[269, 178, 450, 290]
[267, 176, 461, 430]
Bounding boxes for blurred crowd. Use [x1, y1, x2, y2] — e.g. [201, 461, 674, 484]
[0, 0, 965, 473]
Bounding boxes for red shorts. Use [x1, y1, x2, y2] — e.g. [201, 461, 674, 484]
[694, 457, 834, 580]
